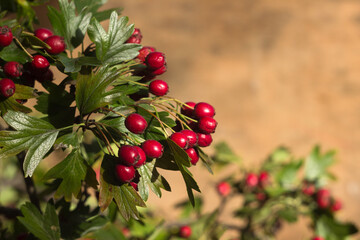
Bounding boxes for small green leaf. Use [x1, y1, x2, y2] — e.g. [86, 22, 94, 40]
[18, 202, 60, 240]
[212, 141, 241, 165]
[87, 11, 141, 65]
[91, 223, 127, 240]
[316, 215, 358, 240]
[0, 111, 59, 177]
[57, 54, 101, 73]
[0, 41, 31, 63]
[75, 67, 123, 115]
[138, 160, 171, 201]
[43, 150, 97, 201]
[305, 146, 336, 181]
[275, 160, 303, 188]
[73, 0, 122, 22]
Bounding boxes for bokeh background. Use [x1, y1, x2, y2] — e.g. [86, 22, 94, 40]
[35, 0, 360, 239]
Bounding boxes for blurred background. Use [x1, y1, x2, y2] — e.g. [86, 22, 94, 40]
[34, 0, 360, 239]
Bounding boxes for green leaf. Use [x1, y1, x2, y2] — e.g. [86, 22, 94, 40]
[0, 111, 59, 177]
[316, 215, 358, 240]
[0, 41, 31, 63]
[75, 67, 123, 115]
[48, 0, 92, 51]
[91, 223, 127, 240]
[275, 160, 302, 188]
[43, 150, 97, 201]
[21, 31, 51, 49]
[57, 54, 101, 73]
[138, 160, 171, 201]
[99, 155, 146, 220]
[212, 141, 241, 165]
[278, 208, 298, 223]
[167, 139, 200, 206]
[18, 202, 60, 240]
[305, 146, 336, 181]
[87, 11, 141, 65]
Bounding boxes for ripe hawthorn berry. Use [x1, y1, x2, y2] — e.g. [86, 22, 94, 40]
[142, 140, 163, 159]
[245, 173, 258, 187]
[0, 26, 13, 47]
[145, 52, 165, 69]
[302, 182, 315, 196]
[185, 148, 199, 165]
[118, 145, 140, 166]
[31, 55, 50, 71]
[196, 133, 213, 147]
[149, 79, 169, 96]
[216, 181, 231, 197]
[126, 28, 142, 44]
[179, 225, 192, 238]
[137, 46, 155, 62]
[0, 78, 15, 98]
[180, 129, 198, 148]
[115, 164, 135, 183]
[331, 199, 342, 212]
[3, 61, 23, 78]
[125, 113, 148, 134]
[312, 237, 325, 240]
[316, 189, 330, 208]
[170, 132, 188, 149]
[149, 64, 167, 76]
[194, 102, 215, 118]
[34, 28, 53, 41]
[134, 146, 146, 168]
[258, 171, 270, 187]
[181, 102, 196, 117]
[45, 35, 66, 55]
[198, 116, 217, 134]
[256, 192, 267, 201]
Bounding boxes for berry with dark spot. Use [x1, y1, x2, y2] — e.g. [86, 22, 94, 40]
[0, 26, 13, 47]
[126, 28, 142, 44]
[118, 145, 140, 166]
[137, 46, 155, 62]
[0, 78, 15, 98]
[198, 117, 217, 134]
[4, 61, 23, 78]
[115, 164, 135, 183]
[45, 35, 66, 55]
[196, 133, 213, 147]
[180, 129, 198, 148]
[133, 146, 146, 168]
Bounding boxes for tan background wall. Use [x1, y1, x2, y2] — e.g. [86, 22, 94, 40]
[36, 0, 360, 239]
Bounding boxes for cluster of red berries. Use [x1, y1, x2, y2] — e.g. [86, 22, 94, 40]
[0, 26, 65, 99]
[301, 182, 342, 212]
[244, 171, 270, 201]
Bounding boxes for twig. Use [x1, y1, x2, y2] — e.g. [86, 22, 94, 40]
[0, 206, 22, 219]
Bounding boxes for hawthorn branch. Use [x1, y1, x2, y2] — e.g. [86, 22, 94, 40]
[17, 152, 41, 212]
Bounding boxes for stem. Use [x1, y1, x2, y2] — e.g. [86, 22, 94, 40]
[94, 123, 115, 156]
[0, 206, 22, 219]
[17, 152, 41, 212]
[101, 107, 126, 118]
[14, 37, 33, 58]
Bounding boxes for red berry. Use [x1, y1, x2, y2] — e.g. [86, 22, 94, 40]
[145, 52, 166, 69]
[180, 129, 198, 148]
[0, 26, 13, 47]
[331, 199, 342, 212]
[149, 65, 167, 76]
[196, 133, 213, 147]
[317, 188, 330, 199]
[302, 182, 315, 196]
[126, 28, 142, 44]
[256, 192, 267, 201]
[118, 145, 140, 166]
[312, 237, 325, 240]
[115, 164, 135, 183]
[179, 225, 192, 238]
[170, 132, 188, 149]
[130, 182, 138, 191]
[198, 117, 217, 134]
[216, 181, 231, 197]
[181, 102, 196, 117]
[138, 46, 155, 62]
[36, 68, 54, 82]
[133, 146, 146, 168]
[194, 102, 215, 118]
[185, 148, 199, 165]
[34, 28, 53, 41]
[316, 189, 331, 209]
[0, 78, 15, 98]
[142, 140, 163, 159]
[125, 113, 148, 134]
[258, 171, 270, 187]
[45, 35, 66, 55]
[149, 80, 169, 96]
[3, 61, 23, 78]
[32, 55, 50, 71]
[245, 173, 258, 187]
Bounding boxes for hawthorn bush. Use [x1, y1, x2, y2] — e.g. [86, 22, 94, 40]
[0, 0, 216, 239]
